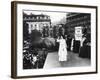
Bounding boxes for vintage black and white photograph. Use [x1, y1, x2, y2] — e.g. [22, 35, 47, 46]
[23, 11, 91, 69]
[11, 1, 97, 78]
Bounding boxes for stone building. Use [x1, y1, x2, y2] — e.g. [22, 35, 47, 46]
[23, 12, 51, 37]
[66, 13, 91, 37]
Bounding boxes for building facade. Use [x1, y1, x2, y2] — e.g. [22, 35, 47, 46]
[66, 13, 91, 37]
[23, 13, 51, 37]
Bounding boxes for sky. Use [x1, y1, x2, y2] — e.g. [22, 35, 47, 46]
[23, 10, 67, 24]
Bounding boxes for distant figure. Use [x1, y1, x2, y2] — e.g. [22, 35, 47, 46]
[57, 36, 68, 61]
[66, 35, 72, 51]
[71, 38, 80, 53]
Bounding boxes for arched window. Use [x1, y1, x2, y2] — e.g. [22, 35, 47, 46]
[37, 16, 39, 19]
[40, 16, 42, 19]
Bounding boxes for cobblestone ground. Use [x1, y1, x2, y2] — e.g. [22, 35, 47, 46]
[43, 51, 91, 69]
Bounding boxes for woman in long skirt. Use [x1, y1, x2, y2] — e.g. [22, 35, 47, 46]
[57, 36, 68, 61]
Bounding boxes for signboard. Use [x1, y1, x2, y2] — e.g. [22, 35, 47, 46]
[75, 26, 83, 41]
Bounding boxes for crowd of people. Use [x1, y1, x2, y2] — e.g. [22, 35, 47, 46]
[23, 26, 91, 69]
[55, 32, 91, 63]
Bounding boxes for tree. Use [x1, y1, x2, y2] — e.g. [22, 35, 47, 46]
[59, 26, 65, 38]
[53, 26, 58, 38]
[30, 30, 43, 48]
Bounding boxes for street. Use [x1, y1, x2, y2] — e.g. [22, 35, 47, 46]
[43, 51, 91, 69]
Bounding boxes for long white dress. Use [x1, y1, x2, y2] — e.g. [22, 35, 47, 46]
[57, 38, 68, 61]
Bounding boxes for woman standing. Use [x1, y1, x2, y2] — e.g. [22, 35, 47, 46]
[57, 36, 68, 61]
[79, 34, 91, 58]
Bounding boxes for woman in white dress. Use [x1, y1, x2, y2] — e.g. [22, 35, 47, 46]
[57, 36, 68, 61]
